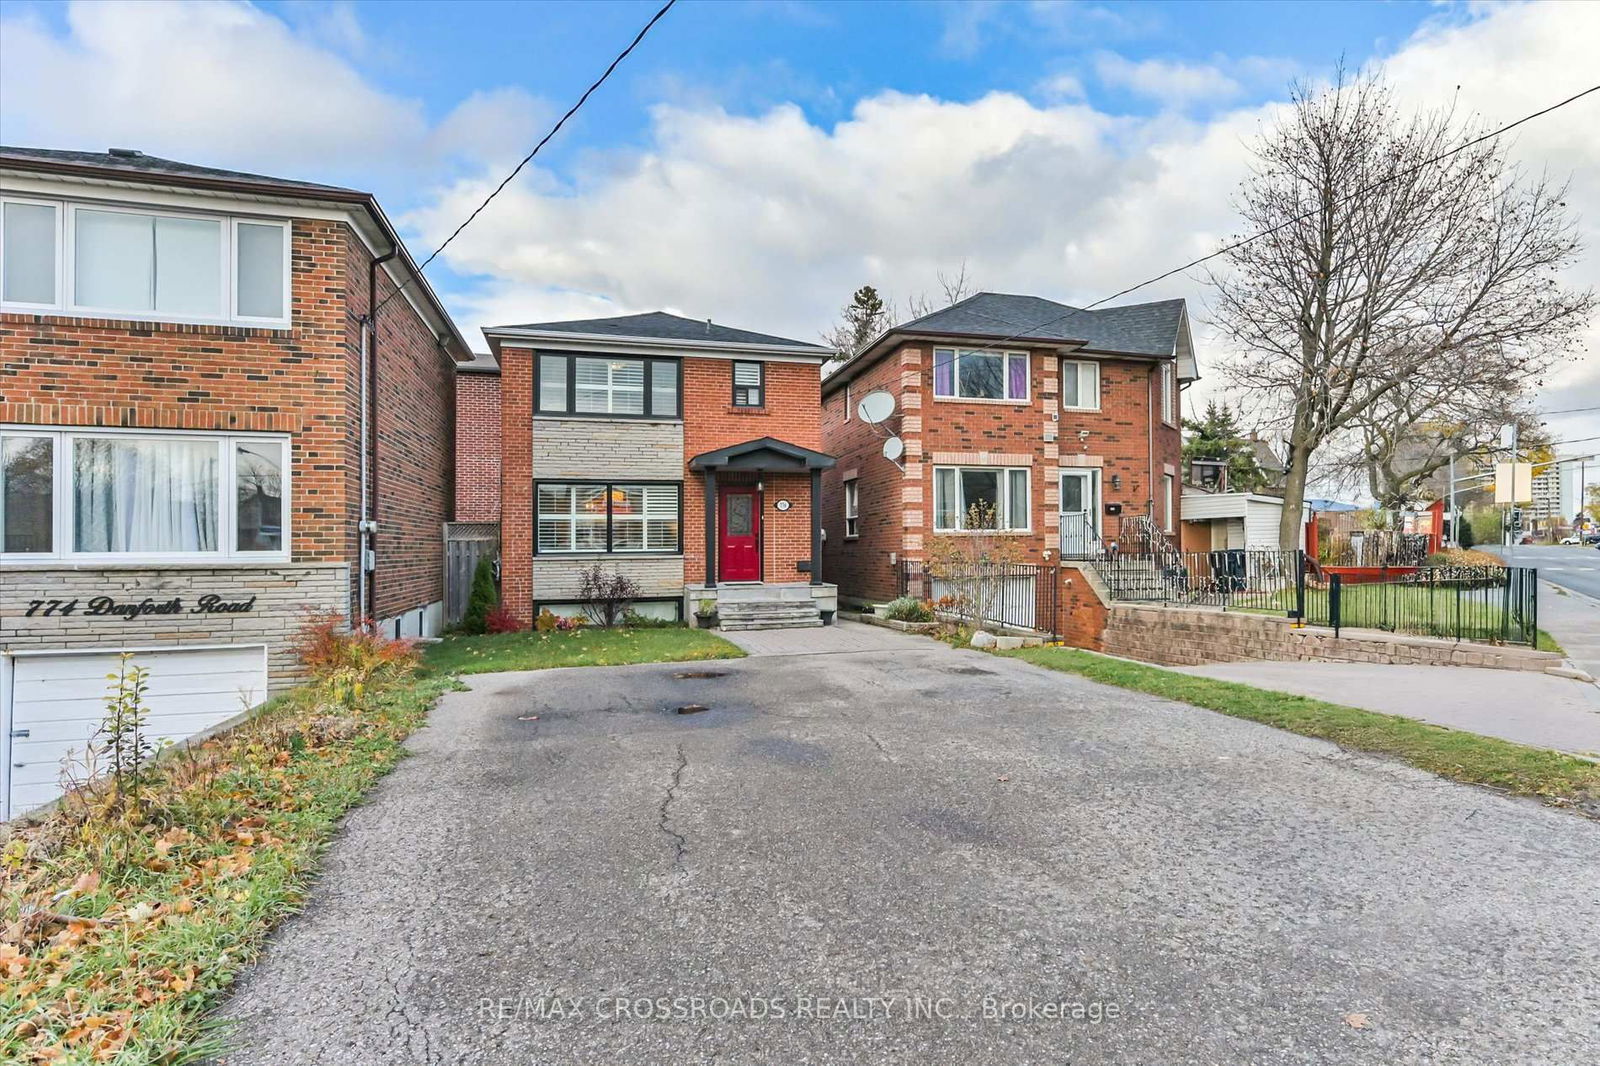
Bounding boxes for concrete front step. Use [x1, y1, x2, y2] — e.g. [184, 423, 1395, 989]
[720, 618, 824, 631]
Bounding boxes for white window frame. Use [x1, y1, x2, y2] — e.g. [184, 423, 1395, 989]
[0, 196, 63, 311]
[0, 425, 291, 565]
[932, 465, 1031, 533]
[1161, 361, 1178, 427]
[0, 196, 291, 328]
[533, 480, 683, 556]
[843, 478, 859, 538]
[932, 348, 1031, 404]
[229, 217, 293, 326]
[1162, 472, 1176, 533]
[1061, 359, 1101, 412]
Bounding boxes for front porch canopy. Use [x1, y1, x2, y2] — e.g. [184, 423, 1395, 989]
[688, 437, 836, 588]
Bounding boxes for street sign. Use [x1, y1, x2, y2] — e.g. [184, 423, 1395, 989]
[1494, 462, 1533, 505]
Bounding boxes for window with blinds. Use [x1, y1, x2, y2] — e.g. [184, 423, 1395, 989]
[535, 355, 679, 418]
[535, 481, 682, 554]
[732, 361, 765, 407]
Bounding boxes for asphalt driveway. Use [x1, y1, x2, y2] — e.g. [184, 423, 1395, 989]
[218, 634, 1600, 1065]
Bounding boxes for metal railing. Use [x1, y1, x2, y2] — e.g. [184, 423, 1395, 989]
[1096, 549, 1305, 611]
[900, 559, 1060, 637]
[1312, 565, 1538, 645]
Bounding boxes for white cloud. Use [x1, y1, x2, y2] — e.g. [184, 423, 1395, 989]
[1092, 53, 1242, 105]
[0, 0, 543, 180]
[419, 0, 1598, 442]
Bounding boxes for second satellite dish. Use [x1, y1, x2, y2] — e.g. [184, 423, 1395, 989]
[857, 390, 895, 424]
[882, 436, 905, 462]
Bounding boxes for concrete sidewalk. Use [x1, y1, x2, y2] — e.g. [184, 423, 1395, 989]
[1537, 581, 1600, 682]
[1178, 660, 1600, 756]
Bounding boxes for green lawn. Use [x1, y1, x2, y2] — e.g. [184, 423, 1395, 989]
[998, 646, 1600, 815]
[425, 626, 744, 675]
[1241, 584, 1538, 645]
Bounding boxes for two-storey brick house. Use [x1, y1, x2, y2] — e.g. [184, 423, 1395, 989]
[484, 312, 838, 630]
[819, 292, 1199, 609]
[0, 146, 469, 818]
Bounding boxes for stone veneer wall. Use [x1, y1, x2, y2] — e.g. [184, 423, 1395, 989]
[529, 557, 686, 602]
[1100, 603, 1561, 673]
[2, 564, 350, 691]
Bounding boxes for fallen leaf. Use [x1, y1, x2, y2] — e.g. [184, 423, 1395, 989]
[1344, 1012, 1369, 1029]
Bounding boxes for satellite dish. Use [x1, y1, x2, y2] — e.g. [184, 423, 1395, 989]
[857, 390, 895, 425]
[882, 436, 904, 462]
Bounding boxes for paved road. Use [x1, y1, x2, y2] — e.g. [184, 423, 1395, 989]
[1489, 545, 1600, 678]
[1178, 660, 1600, 756]
[1493, 543, 1600, 600]
[217, 638, 1600, 1065]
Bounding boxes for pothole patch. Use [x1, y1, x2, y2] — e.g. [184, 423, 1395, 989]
[674, 704, 710, 715]
[673, 670, 728, 680]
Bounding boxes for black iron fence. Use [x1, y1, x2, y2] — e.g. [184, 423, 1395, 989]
[1309, 565, 1538, 645]
[1096, 549, 1304, 611]
[900, 559, 1060, 637]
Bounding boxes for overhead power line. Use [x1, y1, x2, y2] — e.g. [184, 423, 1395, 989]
[863, 82, 1600, 371]
[375, 0, 677, 316]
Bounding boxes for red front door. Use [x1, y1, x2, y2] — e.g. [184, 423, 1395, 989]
[718, 485, 761, 582]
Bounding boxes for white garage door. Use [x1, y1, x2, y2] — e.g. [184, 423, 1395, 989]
[3, 645, 267, 821]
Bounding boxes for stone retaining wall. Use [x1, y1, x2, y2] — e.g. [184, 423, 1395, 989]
[1100, 603, 1561, 673]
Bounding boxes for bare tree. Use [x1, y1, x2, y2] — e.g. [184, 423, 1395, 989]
[1209, 70, 1594, 548]
[822, 265, 979, 377]
[904, 261, 977, 320]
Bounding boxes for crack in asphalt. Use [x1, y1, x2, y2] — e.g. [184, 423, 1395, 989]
[657, 744, 689, 875]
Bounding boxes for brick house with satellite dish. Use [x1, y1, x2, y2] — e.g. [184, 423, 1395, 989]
[0, 146, 470, 819]
[819, 292, 1199, 611]
[482, 312, 839, 630]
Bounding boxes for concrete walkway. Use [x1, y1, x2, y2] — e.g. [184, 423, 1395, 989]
[1537, 581, 1600, 682]
[718, 617, 932, 656]
[1178, 660, 1600, 756]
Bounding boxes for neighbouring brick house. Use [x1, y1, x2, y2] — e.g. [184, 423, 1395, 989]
[820, 292, 1199, 611]
[483, 312, 838, 630]
[0, 146, 469, 818]
[455, 351, 502, 521]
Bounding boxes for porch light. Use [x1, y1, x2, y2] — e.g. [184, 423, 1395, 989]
[1111, 474, 1122, 490]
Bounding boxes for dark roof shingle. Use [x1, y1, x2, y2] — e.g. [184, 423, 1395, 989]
[0, 146, 361, 196]
[488, 311, 826, 350]
[897, 292, 1185, 357]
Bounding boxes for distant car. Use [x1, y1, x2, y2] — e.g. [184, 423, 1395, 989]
[1589, 533, 1600, 546]
[1561, 534, 1582, 544]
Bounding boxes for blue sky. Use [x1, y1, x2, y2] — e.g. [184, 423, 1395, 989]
[2, 1, 1596, 445]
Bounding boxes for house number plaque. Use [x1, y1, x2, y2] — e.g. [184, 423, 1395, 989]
[23, 594, 259, 619]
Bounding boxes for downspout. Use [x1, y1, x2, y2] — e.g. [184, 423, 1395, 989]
[360, 248, 399, 627]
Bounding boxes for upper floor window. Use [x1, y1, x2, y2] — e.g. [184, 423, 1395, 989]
[1161, 361, 1178, 426]
[843, 478, 859, 538]
[536, 354, 680, 419]
[1, 427, 289, 563]
[732, 361, 765, 407]
[933, 466, 1030, 532]
[1061, 359, 1101, 411]
[0, 197, 289, 327]
[933, 348, 1029, 402]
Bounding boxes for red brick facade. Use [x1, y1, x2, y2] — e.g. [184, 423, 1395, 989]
[681, 358, 822, 586]
[1, 218, 460, 624]
[821, 339, 1184, 607]
[498, 346, 535, 622]
[454, 370, 502, 521]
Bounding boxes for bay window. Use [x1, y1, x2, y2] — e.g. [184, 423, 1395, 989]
[933, 466, 1031, 532]
[536, 354, 680, 419]
[0, 428, 289, 562]
[933, 348, 1029, 402]
[536, 481, 682, 554]
[0, 197, 289, 326]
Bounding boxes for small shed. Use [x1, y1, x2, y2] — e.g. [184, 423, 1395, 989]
[1179, 491, 1288, 552]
